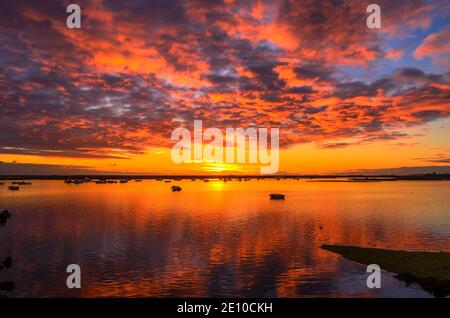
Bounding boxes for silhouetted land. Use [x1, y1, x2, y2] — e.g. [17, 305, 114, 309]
[0, 173, 449, 181]
[0, 210, 14, 297]
[322, 245, 450, 297]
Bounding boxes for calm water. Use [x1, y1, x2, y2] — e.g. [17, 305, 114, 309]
[0, 179, 449, 297]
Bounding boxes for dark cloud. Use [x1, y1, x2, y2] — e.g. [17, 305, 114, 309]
[288, 86, 315, 94]
[412, 110, 443, 122]
[415, 154, 450, 164]
[0, 161, 95, 175]
[334, 81, 374, 99]
[294, 64, 332, 82]
[317, 142, 352, 149]
[0, 147, 130, 159]
[339, 166, 450, 175]
[428, 159, 450, 163]
[304, 106, 328, 114]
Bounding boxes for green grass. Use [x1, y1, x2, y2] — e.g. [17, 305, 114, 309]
[321, 244, 450, 297]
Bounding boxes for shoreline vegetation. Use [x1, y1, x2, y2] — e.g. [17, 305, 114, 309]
[321, 245, 450, 297]
[0, 173, 449, 181]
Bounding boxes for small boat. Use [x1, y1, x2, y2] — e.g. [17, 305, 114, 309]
[12, 181, 31, 185]
[0, 210, 11, 219]
[171, 185, 182, 192]
[8, 186, 19, 191]
[119, 179, 129, 183]
[203, 179, 210, 182]
[0, 182, 4, 185]
[164, 180, 171, 183]
[95, 180, 107, 184]
[269, 193, 285, 200]
[0, 210, 11, 227]
[0, 281, 14, 292]
[1, 256, 12, 269]
[135, 179, 142, 182]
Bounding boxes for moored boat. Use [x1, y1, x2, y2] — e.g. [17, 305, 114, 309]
[0, 209, 11, 219]
[17, 181, 31, 185]
[171, 185, 182, 192]
[12, 181, 30, 185]
[269, 193, 285, 200]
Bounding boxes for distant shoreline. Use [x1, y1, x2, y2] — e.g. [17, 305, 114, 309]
[1, 174, 449, 181]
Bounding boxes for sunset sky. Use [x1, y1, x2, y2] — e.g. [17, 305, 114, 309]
[0, 0, 449, 175]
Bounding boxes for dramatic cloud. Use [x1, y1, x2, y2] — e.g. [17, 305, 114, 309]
[340, 166, 450, 175]
[0, 161, 96, 175]
[0, 0, 449, 159]
[415, 154, 450, 164]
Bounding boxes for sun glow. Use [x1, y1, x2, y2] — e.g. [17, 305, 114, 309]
[202, 163, 245, 173]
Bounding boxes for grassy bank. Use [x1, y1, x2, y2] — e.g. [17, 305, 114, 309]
[321, 244, 450, 297]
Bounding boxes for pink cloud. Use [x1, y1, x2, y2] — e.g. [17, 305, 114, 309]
[414, 26, 450, 65]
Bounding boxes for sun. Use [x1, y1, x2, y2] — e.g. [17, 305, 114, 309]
[202, 163, 245, 174]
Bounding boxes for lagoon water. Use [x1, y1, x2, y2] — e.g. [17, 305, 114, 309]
[0, 179, 449, 297]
